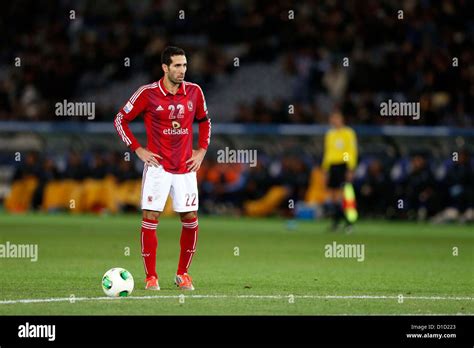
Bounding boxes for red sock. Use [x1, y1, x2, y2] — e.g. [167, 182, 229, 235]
[141, 218, 158, 279]
[177, 217, 198, 275]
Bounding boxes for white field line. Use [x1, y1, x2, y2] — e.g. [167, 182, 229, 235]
[0, 294, 472, 305]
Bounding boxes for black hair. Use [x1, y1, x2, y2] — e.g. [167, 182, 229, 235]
[161, 46, 186, 66]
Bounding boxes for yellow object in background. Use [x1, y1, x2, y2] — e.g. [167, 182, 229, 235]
[322, 127, 358, 171]
[4, 176, 38, 213]
[343, 182, 358, 223]
[244, 186, 289, 217]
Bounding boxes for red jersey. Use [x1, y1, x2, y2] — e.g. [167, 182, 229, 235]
[114, 78, 211, 174]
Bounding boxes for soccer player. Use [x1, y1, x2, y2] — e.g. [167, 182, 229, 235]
[114, 46, 211, 290]
[322, 111, 357, 232]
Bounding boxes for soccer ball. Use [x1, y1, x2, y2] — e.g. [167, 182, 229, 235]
[101, 267, 134, 297]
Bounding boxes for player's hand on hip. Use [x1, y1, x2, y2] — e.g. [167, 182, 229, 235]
[135, 147, 162, 167]
[186, 148, 206, 172]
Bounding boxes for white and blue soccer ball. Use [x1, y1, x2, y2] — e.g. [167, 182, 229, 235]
[101, 268, 134, 297]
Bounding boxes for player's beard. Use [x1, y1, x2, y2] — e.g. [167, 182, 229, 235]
[169, 73, 184, 85]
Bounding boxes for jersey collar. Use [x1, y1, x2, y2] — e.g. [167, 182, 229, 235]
[158, 77, 186, 96]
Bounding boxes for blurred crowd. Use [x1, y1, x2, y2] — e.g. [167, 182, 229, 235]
[0, 0, 284, 121]
[236, 0, 473, 126]
[1, 0, 472, 221]
[8, 149, 473, 222]
[355, 149, 473, 222]
[0, 0, 472, 126]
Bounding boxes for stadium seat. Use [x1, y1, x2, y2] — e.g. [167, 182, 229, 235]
[244, 186, 289, 217]
[61, 179, 84, 213]
[304, 167, 328, 204]
[42, 180, 67, 211]
[82, 176, 119, 214]
[116, 179, 141, 209]
[4, 176, 39, 213]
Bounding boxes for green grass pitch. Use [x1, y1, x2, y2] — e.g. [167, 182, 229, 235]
[0, 213, 472, 315]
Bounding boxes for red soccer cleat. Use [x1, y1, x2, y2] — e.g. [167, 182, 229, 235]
[175, 273, 194, 290]
[145, 276, 160, 290]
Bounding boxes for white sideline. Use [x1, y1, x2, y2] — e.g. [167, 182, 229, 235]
[0, 294, 472, 305]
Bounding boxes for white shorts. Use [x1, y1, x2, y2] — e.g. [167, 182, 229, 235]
[141, 164, 199, 212]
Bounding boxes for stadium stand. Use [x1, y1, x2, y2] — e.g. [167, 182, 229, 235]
[0, 0, 472, 222]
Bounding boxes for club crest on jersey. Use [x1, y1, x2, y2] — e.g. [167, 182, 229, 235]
[187, 101, 193, 111]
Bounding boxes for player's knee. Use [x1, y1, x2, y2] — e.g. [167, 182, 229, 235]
[180, 211, 197, 221]
[143, 209, 161, 220]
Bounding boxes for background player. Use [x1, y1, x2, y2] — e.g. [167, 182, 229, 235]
[322, 111, 358, 232]
[114, 46, 211, 290]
